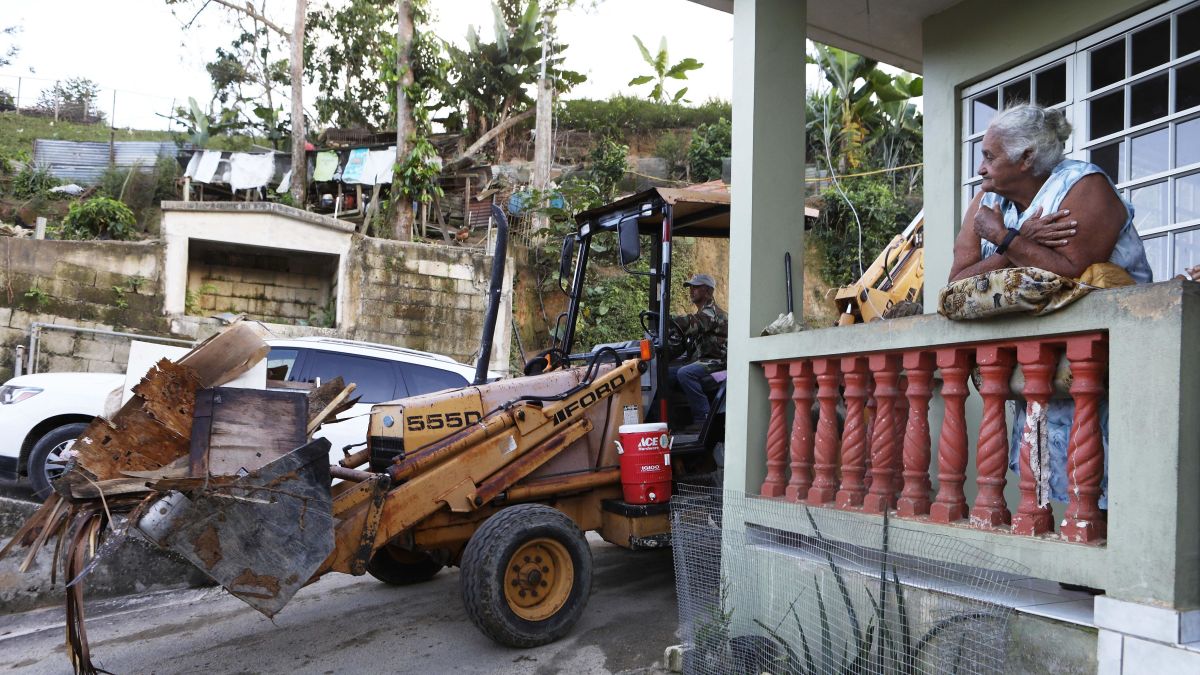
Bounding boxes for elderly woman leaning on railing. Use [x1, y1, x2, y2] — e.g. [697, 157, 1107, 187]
[942, 103, 1153, 520]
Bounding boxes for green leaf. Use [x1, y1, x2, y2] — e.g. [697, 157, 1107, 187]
[628, 75, 654, 86]
[672, 87, 688, 103]
[650, 83, 664, 102]
[665, 57, 703, 79]
[655, 37, 669, 74]
[491, 1, 509, 53]
[633, 35, 653, 66]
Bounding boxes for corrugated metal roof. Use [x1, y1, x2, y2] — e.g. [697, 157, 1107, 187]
[33, 139, 179, 185]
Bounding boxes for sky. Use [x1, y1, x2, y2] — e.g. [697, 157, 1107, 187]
[0, 0, 735, 131]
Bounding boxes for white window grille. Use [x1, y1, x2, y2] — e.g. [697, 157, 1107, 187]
[961, 0, 1200, 281]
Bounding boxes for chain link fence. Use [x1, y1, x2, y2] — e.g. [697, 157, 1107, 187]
[671, 485, 1024, 675]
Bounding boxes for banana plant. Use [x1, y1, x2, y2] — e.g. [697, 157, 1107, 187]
[806, 43, 920, 173]
[628, 35, 703, 104]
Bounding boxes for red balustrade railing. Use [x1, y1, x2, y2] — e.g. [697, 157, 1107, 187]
[757, 331, 1110, 545]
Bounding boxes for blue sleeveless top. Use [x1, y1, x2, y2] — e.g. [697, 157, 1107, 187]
[979, 160, 1153, 282]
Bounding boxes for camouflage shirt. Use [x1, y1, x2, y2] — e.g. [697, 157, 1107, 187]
[672, 299, 728, 371]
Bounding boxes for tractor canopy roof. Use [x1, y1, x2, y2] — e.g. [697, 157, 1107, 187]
[573, 181, 732, 239]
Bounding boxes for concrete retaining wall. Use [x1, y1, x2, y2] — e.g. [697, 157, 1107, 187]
[0, 222, 515, 383]
[0, 238, 167, 382]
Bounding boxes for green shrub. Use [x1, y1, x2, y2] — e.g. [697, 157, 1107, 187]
[62, 197, 137, 240]
[654, 131, 688, 179]
[11, 164, 59, 198]
[558, 96, 732, 136]
[687, 118, 731, 182]
[810, 176, 916, 288]
[588, 138, 629, 201]
[96, 155, 179, 233]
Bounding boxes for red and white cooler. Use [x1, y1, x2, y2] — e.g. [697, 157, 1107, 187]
[616, 422, 672, 504]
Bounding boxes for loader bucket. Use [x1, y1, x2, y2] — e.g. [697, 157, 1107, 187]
[135, 438, 334, 617]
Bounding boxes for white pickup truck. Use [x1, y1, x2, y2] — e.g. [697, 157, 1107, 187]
[0, 336, 478, 498]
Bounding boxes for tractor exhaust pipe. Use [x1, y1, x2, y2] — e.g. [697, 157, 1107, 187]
[474, 204, 509, 385]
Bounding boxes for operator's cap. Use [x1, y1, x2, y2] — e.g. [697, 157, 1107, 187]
[683, 273, 717, 289]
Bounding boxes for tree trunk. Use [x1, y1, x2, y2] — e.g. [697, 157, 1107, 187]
[391, 0, 416, 241]
[531, 13, 554, 232]
[447, 108, 536, 171]
[289, 0, 307, 206]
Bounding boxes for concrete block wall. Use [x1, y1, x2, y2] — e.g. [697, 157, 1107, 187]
[346, 236, 512, 370]
[188, 264, 332, 325]
[0, 233, 515, 383]
[0, 238, 167, 382]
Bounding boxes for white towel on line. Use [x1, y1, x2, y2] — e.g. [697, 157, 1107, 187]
[229, 152, 277, 190]
[192, 150, 223, 184]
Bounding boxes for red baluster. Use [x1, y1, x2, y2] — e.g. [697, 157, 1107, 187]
[931, 349, 972, 523]
[863, 378, 877, 492]
[892, 375, 909, 484]
[864, 354, 900, 513]
[836, 357, 869, 508]
[897, 352, 935, 517]
[760, 362, 790, 497]
[1062, 335, 1108, 543]
[807, 358, 841, 504]
[971, 346, 1014, 527]
[786, 360, 816, 502]
[1012, 341, 1057, 536]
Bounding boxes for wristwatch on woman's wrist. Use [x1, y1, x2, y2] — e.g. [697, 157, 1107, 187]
[995, 227, 1020, 255]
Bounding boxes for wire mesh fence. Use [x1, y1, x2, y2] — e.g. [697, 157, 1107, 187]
[671, 485, 1025, 675]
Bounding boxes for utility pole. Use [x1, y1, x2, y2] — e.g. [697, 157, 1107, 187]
[530, 7, 554, 233]
[289, 0, 307, 207]
[392, 0, 416, 240]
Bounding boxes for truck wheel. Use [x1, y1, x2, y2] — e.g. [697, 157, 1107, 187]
[366, 545, 444, 586]
[460, 504, 592, 648]
[27, 423, 88, 500]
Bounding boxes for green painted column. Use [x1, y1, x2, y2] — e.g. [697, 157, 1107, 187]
[726, 0, 807, 493]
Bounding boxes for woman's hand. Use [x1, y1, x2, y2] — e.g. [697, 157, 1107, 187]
[1174, 264, 1200, 281]
[972, 203, 1008, 244]
[1019, 206, 1077, 248]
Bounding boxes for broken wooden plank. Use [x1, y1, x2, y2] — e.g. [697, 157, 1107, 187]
[193, 388, 309, 476]
[305, 377, 346, 420]
[178, 321, 271, 388]
[307, 383, 357, 436]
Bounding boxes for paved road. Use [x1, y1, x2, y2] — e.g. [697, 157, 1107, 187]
[0, 535, 680, 675]
[0, 478, 35, 502]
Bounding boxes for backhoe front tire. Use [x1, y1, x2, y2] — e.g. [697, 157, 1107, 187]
[366, 545, 444, 586]
[460, 504, 592, 648]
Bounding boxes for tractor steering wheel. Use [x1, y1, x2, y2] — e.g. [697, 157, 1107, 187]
[640, 311, 689, 360]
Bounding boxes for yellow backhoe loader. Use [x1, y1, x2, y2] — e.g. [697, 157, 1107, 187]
[135, 190, 734, 648]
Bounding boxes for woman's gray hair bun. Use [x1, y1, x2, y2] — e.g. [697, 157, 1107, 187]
[988, 103, 1072, 175]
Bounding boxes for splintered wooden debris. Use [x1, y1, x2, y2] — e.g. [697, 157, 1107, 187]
[60, 360, 201, 492]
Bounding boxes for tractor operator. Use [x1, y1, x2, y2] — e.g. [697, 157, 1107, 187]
[669, 274, 728, 432]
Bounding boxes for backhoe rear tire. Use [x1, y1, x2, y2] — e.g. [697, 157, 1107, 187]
[460, 504, 592, 648]
[366, 545, 444, 586]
